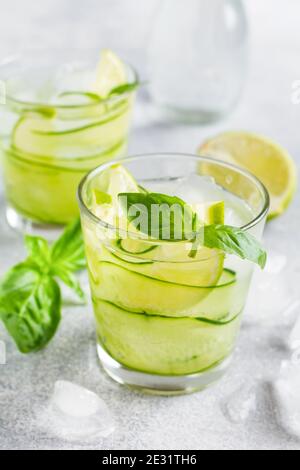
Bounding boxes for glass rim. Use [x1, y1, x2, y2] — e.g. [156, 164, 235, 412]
[0, 52, 138, 109]
[78, 152, 270, 237]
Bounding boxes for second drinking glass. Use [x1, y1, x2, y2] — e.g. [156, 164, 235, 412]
[0, 49, 137, 232]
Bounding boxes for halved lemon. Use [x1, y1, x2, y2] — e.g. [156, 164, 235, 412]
[199, 131, 297, 220]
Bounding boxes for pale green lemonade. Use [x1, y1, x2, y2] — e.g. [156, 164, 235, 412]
[79, 155, 268, 393]
[0, 50, 137, 227]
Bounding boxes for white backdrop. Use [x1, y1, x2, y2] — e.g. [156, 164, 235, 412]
[0, 0, 299, 56]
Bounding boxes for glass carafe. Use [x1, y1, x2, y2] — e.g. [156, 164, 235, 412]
[149, 0, 248, 123]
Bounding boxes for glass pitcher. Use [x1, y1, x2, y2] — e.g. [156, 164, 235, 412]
[149, 0, 248, 123]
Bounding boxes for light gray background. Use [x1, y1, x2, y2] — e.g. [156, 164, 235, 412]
[0, 0, 300, 450]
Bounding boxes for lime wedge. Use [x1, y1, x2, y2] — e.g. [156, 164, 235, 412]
[199, 131, 297, 220]
[93, 49, 127, 97]
[98, 164, 139, 200]
[93, 189, 112, 205]
[193, 201, 225, 225]
[91, 164, 139, 222]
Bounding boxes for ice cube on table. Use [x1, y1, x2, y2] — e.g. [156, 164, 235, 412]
[53, 381, 102, 418]
[273, 361, 300, 439]
[243, 251, 298, 325]
[223, 384, 257, 424]
[39, 381, 115, 443]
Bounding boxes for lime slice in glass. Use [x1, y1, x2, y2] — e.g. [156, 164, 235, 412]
[93, 49, 127, 98]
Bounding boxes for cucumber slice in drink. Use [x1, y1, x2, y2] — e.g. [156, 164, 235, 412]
[11, 102, 130, 158]
[117, 238, 158, 255]
[95, 243, 224, 287]
[91, 261, 239, 319]
[56, 91, 102, 105]
[54, 91, 109, 120]
[3, 141, 128, 225]
[94, 299, 241, 375]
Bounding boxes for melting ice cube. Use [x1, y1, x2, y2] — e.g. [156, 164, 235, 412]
[223, 383, 257, 424]
[149, 173, 252, 227]
[273, 361, 300, 439]
[39, 381, 115, 443]
[53, 381, 103, 417]
[244, 251, 298, 325]
[175, 175, 220, 205]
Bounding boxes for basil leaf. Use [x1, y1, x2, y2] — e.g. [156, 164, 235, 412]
[109, 81, 141, 96]
[119, 192, 194, 241]
[25, 235, 51, 272]
[120, 193, 266, 268]
[202, 225, 267, 269]
[50, 218, 86, 272]
[0, 264, 61, 353]
[0, 218, 87, 353]
[52, 266, 85, 302]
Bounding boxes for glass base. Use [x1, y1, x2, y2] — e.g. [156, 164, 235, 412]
[6, 205, 64, 240]
[97, 344, 232, 396]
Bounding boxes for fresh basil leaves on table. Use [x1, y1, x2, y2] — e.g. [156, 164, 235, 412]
[0, 219, 86, 353]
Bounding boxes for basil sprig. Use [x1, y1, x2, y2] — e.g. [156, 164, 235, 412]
[0, 219, 86, 353]
[202, 224, 267, 268]
[108, 81, 143, 97]
[119, 192, 267, 269]
[119, 192, 194, 241]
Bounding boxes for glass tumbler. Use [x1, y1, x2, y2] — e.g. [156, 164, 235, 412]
[0, 50, 137, 233]
[78, 154, 269, 395]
